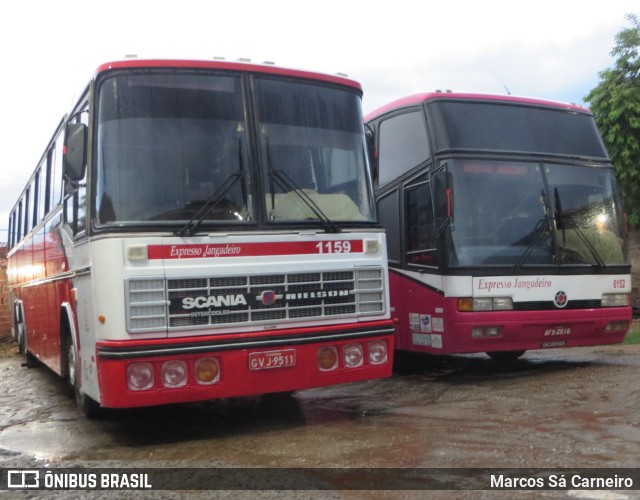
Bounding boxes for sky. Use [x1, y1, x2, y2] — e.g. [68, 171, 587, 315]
[0, 0, 637, 242]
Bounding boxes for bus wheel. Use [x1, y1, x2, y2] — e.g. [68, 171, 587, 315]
[63, 331, 101, 419]
[486, 350, 526, 362]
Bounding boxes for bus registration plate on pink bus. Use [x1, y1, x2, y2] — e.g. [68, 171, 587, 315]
[249, 349, 296, 370]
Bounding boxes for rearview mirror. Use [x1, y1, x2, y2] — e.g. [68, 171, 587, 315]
[63, 123, 87, 182]
[434, 171, 453, 219]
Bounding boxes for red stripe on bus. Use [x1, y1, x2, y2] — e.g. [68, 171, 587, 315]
[147, 240, 364, 259]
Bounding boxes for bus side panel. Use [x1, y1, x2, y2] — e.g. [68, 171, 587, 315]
[389, 268, 448, 353]
[19, 237, 43, 360]
[96, 333, 394, 408]
[34, 226, 63, 372]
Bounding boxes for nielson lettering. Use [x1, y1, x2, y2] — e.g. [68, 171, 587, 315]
[182, 295, 248, 309]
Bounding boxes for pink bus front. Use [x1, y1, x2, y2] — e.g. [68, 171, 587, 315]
[365, 92, 630, 361]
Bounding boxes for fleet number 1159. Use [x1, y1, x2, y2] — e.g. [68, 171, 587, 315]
[316, 241, 352, 254]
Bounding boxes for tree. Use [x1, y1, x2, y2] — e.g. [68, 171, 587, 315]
[585, 13, 640, 225]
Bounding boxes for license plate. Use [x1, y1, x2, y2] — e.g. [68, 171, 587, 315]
[249, 349, 296, 371]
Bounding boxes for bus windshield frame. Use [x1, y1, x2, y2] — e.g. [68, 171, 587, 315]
[94, 69, 375, 233]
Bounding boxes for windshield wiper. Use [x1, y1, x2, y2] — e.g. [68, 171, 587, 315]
[554, 187, 606, 268]
[266, 140, 340, 233]
[513, 189, 552, 269]
[177, 139, 244, 237]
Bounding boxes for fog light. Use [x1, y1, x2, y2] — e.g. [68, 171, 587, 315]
[606, 321, 630, 333]
[471, 327, 484, 339]
[127, 362, 154, 391]
[317, 346, 338, 371]
[195, 358, 220, 385]
[344, 344, 364, 368]
[161, 360, 188, 388]
[485, 326, 501, 337]
[471, 326, 502, 339]
[368, 341, 388, 365]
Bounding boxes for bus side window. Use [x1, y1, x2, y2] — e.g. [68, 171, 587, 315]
[378, 110, 430, 186]
[23, 187, 31, 236]
[65, 155, 88, 237]
[377, 189, 400, 264]
[405, 181, 437, 267]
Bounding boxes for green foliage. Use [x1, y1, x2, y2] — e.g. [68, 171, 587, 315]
[585, 13, 640, 225]
[623, 327, 640, 344]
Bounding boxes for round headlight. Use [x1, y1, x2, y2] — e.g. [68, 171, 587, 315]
[343, 344, 364, 368]
[161, 360, 188, 388]
[127, 362, 154, 391]
[368, 341, 388, 365]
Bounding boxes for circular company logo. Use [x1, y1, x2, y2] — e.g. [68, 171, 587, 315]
[260, 290, 277, 306]
[554, 291, 568, 308]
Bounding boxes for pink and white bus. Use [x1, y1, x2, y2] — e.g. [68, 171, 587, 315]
[7, 59, 393, 416]
[365, 92, 631, 361]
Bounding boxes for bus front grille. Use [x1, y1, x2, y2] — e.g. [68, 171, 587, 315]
[125, 268, 385, 333]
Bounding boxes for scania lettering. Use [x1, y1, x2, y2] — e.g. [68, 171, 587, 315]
[7, 59, 393, 417]
[365, 92, 630, 361]
[182, 295, 248, 309]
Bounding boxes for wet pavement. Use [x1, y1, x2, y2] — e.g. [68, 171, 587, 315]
[1, 335, 640, 499]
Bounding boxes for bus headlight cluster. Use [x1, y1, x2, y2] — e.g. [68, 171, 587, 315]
[601, 293, 629, 307]
[317, 341, 388, 372]
[127, 357, 221, 391]
[458, 297, 513, 312]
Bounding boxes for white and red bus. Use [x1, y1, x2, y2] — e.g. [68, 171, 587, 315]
[365, 92, 631, 361]
[7, 59, 393, 416]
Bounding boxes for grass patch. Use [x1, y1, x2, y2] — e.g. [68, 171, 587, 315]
[623, 328, 640, 345]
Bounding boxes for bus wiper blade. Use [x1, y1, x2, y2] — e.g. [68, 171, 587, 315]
[554, 187, 606, 268]
[512, 217, 549, 270]
[266, 141, 341, 233]
[513, 189, 551, 269]
[271, 169, 341, 233]
[177, 140, 244, 237]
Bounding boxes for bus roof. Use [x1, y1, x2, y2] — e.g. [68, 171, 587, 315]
[364, 92, 590, 122]
[93, 59, 362, 92]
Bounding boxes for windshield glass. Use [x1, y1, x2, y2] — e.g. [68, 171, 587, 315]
[95, 71, 374, 230]
[428, 100, 609, 158]
[547, 164, 625, 265]
[255, 78, 374, 223]
[449, 159, 625, 268]
[96, 72, 250, 226]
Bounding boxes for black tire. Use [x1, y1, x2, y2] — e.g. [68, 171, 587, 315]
[62, 325, 101, 419]
[486, 350, 526, 362]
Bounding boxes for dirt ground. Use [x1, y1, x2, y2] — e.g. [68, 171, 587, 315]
[1, 335, 640, 499]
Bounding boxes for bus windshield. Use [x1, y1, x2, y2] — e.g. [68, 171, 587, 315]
[428, 100, 609, 158]
[449, 160, 626, 268]
[95, 71, 374, 230]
